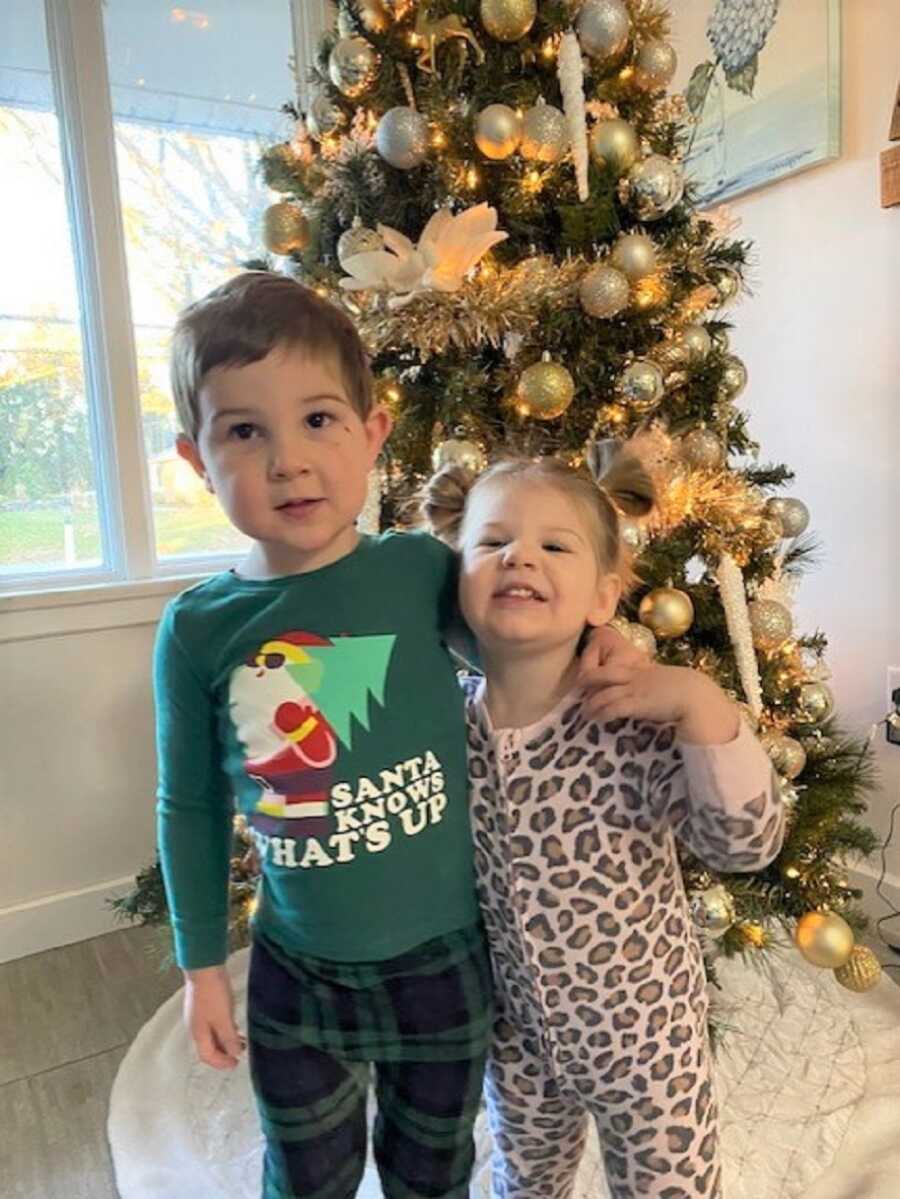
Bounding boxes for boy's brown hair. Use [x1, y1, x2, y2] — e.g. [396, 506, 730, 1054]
[170, 270, 374, 440]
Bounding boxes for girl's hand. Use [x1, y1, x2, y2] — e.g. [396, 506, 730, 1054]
[581, 662, 740, 745]
[183, 965, 246, 1070]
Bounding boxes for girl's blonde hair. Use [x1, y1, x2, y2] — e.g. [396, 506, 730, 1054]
[422, 440, 655, 594]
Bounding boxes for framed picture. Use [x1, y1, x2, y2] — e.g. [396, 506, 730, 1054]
[670, 0, 841, 206]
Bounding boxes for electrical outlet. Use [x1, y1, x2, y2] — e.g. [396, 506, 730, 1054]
[887, 666, 900, 747]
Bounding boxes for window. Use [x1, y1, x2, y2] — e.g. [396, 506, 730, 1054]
[0, 0, 307, 594]
[0, 1, 105, 579]
[103, 1, 296, 562]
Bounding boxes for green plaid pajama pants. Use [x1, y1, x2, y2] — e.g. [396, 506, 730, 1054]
[248, 925, 493, 1199]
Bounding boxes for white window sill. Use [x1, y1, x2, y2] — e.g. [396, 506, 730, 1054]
[0, 573, 210, 643]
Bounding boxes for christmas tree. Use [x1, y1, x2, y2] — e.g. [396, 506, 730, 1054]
[121, 0, 883, 996]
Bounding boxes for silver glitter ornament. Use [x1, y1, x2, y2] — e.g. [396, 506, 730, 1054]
[748, 598, 792, 651]
[307, 93, 343, 139]
[474, 104, 522, 160]
[328, 36, 380, 98]
[579, 264, 630, 318]
[680, 427, 725, 468]
[576, 0, 631, 63]
[376, 107, 429, 169]
[480, 0, 537, 42]
[633, 39, 678, 91]
[610, 232, 657, 281]
[765, 497, 810, 539]
[589, 118, 639, 177]
[520, 100, 568, 163]
[627, 154, 684, 220]
[719, 353, 748, 400]
[618, 359, 664, 411]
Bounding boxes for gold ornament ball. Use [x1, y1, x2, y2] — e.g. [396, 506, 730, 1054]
[709, 327, 730, 353]
[589, 118, 640, 177]
[579, 264, 630, 319]
[633, 38, 678, 91]
[376, 106, 429, 169]
[639, 586, 694, 639]
[618, 359, 665, 412]
[516, 357, 576, 420]
[711, 265, 741, 306]
[680, 427, 725, 469]
[627, 622, 657, 657]
[719, 354, 748, 400]
[795, 911, 855, 969]
[833, 945, 882, 993]
[678, 324, 712, 361]
[262, 202, 310, 255]
[475, 104, 522, 160]
[307, 92, 344, 139]
[432, 437, 487, 474]
[748, 598, 793, 651]
[779, 736, 807, 780]
[610, 232, 657, 281]
[766, 496, 810, 539]
[576, 0, 631, 63]
[627, 154, 684, 220]
[374, 375, 404, 414]
[798, 681, 834, 725]
[328, 36, 380, 98]
[480, 0, 536, 42]
[520, 101, 568, 163]
[691, 884, 735, 938]
[337, 219, 383, 269]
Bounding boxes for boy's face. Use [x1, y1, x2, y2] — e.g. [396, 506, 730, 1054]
[178, 345, 391, 577]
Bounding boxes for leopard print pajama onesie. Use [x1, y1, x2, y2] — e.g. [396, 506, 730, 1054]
[464, 682, 785, 1199]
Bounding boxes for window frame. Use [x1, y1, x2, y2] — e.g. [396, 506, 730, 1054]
[0, 0, 329, 611]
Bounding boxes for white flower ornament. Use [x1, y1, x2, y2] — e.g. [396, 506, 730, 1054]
[339, 202, 508, 308]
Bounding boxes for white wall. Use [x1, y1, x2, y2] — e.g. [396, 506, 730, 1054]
[1, 0, 898, 962]
[720, 0, 900, 905]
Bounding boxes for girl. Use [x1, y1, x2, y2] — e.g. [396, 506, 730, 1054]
[425, 446, 785, 1199]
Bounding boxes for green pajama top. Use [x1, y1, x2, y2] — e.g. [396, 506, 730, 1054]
[154, 531, 478, 971]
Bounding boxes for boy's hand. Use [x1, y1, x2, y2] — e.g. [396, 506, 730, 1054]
[582, 660, 740, 746]
[184, 965, 246, 1070]
[578, 623, 651, 716]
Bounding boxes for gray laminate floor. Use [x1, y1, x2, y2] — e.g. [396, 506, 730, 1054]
[0, 925, 181, 1199]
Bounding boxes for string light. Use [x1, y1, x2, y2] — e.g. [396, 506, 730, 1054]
[465, 163, 479, 189]
[523, 168, 542, 193]
[431, 127, 447, 149]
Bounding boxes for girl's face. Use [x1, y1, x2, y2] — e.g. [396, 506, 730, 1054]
[459, 479, 621, 658]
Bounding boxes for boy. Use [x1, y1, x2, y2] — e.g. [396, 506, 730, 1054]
[156, 270, 634, 1199]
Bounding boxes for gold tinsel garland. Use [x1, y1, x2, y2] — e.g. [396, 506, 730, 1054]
[648, 464, 780, 565]
[351, 255, 585, 359]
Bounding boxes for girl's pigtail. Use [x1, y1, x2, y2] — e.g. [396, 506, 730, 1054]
[421, 465, 475, 548]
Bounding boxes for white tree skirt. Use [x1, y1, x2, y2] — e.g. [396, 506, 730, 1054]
[108, 950, 900, 1199]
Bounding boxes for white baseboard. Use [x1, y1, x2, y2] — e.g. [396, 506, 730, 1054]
[0, 876, 136, 964]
